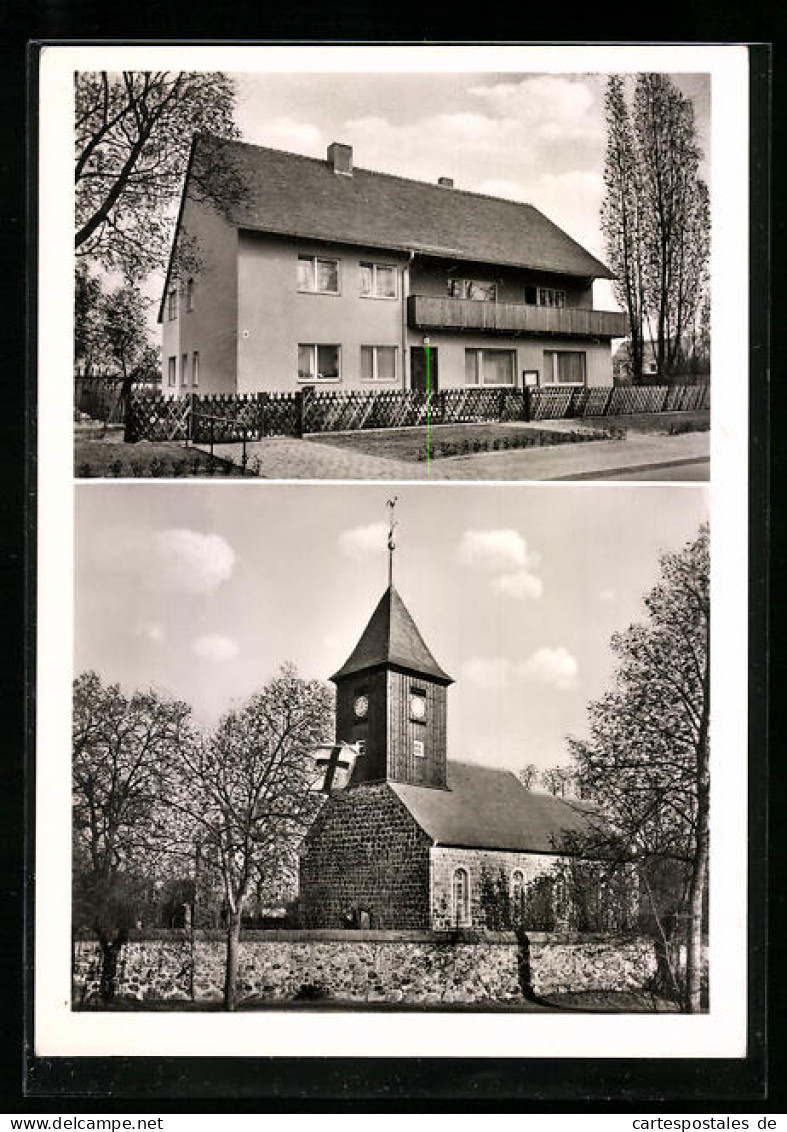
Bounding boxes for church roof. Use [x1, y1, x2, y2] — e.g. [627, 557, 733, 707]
[330, 585, 453, 685]
[390, 761, 600, 854]
[185, 134, 614, 279]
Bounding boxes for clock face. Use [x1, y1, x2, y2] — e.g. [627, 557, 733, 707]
[354, 694, 369, 719]
[410, 694, 426, 720]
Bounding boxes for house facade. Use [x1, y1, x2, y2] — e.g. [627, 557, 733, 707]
[160, 136, 627, 398]
[298, 583, 600, 932]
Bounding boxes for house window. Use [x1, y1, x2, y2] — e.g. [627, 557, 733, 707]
[452, 868, 470, 926]
[192, 351, 199, 388]
[181, 353, 188, 387]
[511, 869, 525, 905]
[297, 255, 339, 294]
[413, 740, 425, 758]
[167, 289, 178, 320]
[361, 345, 397, 383]
[298, 344, 341, 382]
[465, 348, 515, 387]
[538, 287, 567, 308]
[360, 262, 397, 299]
[168, 356, 176, 387]
[448, 278, 496, 301]
[186, 278, 194, 312]
[543, 350, 586, 386]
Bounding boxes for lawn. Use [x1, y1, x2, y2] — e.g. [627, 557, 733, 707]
[585, 409, 710, 435]
[74, 989, 679, 1013]
[306, 421, 613, 464]
[75, 433, 253, 478]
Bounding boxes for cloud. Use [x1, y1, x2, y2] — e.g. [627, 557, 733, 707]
[461, 657, 512, 689]
[517, 647, 579, 691]
[338, 522, 388, 561]
[95, 526, 235, 595]
[493, 570, 543, 601]
[255, 116, 325, 157]
[458, 529, 538, 573]
[135, 623, 165, 645]
[192, 634, 239, 663]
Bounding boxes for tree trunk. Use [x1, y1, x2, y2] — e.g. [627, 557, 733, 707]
[224, 908, 242, 1011]
[98, 935, 125, 1003]
[685, 779, 709, 1012]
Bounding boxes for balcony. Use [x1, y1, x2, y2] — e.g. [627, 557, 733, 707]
[407, 295, 628, 339]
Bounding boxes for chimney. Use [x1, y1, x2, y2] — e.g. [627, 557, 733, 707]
[438, 177, 454, 188]
[327, 142, 353, 176]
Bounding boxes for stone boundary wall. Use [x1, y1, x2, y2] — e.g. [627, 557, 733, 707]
[73, 930, 657, 1006]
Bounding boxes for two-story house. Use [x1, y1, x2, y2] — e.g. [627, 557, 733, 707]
[159, 134, 627, 397]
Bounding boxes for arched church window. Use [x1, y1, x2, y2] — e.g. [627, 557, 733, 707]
[452, 867, 470, 926]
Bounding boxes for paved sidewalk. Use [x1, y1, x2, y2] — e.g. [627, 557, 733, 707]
[194, 429, 709, 482]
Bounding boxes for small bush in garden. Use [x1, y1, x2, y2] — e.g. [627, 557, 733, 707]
[110, 460, 123, 477]
[77, 462, 93, 478]
[149, 457, 163, 478]
[191, 460, 202, 476]
[294, 982, 329, 1002]
[172, 459, 186, 477]
[129, 459, 144, 477]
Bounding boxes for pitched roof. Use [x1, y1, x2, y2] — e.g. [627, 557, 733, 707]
[390, 761, 600, 854]
[331, 585, 453, 685]
[188, 134, 614, 280]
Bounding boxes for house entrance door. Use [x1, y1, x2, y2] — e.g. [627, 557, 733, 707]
[410, 346, 439, 393]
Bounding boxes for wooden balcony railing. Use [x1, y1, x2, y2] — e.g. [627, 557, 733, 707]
[407, 295, 628, 339]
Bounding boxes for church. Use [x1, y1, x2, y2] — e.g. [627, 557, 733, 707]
[299, 518, 598, 931]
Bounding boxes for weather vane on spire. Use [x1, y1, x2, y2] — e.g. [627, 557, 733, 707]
[386, 496, 398, 587]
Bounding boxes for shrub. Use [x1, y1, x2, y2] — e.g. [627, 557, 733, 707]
[148, 457, 163, 478]
[129, 459, 144, 477]
[78, 462, 93, 478]
[172, 459, 186, 477]
[294, 982, 329, 1001]
[110, 460, 123, 477]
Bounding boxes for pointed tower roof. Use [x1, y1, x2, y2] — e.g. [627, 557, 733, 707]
[331, 586, 454, 685]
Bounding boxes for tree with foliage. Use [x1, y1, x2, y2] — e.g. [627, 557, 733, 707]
[517, 763, 539, 791]
[601, 74, 710, 382]
[170, 664, 333, 1010]
[72, 672, 192, 1001]
[75, 71, 239, 280]
[74, 264, 104, 373]
[97, 284, 160, 396]
[567, 524, 710, 1011]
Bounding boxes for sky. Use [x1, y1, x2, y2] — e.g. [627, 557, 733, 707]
[74, 482, 709, 775]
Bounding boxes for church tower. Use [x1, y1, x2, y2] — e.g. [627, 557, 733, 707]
[330, 501, 453, 790]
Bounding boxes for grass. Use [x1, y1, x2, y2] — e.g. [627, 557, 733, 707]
[583, 410, 710, 435]
[74, 989, 679, 1013]
[306, 421, 612, 464]
[75, 435, 254, 478]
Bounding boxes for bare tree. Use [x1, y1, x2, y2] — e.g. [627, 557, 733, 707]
[75, 71, 239, 280]
[72, 672, 192, 1000]
[540, 765, 575, 798]
[170, 664, 333, 1010]
[568, 524, 709, 1011]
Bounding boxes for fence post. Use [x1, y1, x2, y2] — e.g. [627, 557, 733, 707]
[522, 385, 531, 422]
[296, 389, 306, 437]
[124, 393, 137, 443]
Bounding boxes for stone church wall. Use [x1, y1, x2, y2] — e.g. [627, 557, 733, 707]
[430, 846, 560, 930]
[72, 929, 658, 1005]
[299, 784, 433, 929]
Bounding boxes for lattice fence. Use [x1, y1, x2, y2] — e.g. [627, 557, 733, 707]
[75, 377, 159, 424]
[125, 383, 710, 442]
